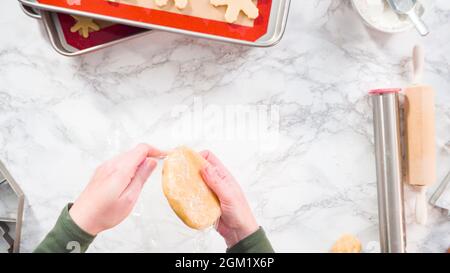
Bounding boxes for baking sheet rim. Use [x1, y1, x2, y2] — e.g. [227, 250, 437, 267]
[43, 11, 152, 56]
[18, 0, 290, 47]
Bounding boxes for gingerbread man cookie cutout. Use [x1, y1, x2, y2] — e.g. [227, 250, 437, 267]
[70, 16, 100, 38]
[211, 0, 259, 23]
[154, 0, 189, 9]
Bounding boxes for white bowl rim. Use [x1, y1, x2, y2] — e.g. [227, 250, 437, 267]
[350, 0, 424, 34]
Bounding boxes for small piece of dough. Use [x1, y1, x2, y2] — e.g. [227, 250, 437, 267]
[154, 0, 189, 9]
[162, 146, 221, 230]
[330, 234, 362, 253]
[210, 0, 259, 23]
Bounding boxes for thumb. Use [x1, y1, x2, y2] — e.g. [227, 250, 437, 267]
[121, 158, 157, 200]
[133, 158, 157, 186]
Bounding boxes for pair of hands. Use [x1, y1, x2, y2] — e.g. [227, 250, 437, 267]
[69, 144, 258, 248]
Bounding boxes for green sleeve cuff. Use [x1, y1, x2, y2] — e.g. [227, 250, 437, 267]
[34, 204, 95, 253]
[227, 227, 275, 253]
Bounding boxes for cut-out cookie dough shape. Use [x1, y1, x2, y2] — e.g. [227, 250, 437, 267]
[107, 0, 138, 4]
[67, 0, 81, 5]
[330, 234, 362, 253]
[70, 16, 100, 38]
[162, 146, 221, 230]
[210, 0, 259, 23]
[154, 0, 189, 9]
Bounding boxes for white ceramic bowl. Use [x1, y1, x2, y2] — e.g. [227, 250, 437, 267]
[351, 0, 429, 34]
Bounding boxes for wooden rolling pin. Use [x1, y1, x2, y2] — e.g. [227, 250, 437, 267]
[404, 45, 436, 225]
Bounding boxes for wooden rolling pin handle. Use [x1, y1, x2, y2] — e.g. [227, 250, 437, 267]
[415, 186, 428, 225]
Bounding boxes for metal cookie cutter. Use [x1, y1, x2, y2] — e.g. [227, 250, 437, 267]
[430, 170, 450, 210]
[0, 161, 25, 253]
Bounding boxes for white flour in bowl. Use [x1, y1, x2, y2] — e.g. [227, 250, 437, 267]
[353, 0, 427, 32]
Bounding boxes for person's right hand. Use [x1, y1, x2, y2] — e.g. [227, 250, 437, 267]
[69, 144, 165, 236]
[200, 150, 259, 248]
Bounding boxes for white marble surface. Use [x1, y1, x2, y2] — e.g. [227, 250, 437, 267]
[0, 0, 449, 253]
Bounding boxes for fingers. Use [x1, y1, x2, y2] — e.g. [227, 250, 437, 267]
[120, 158, 157, 201]
[200, 149, 235, 178]
[123, 143, 166, 168]
[200, 163, 233, 202]
[200, 150, 228, 172]
[106, 144, 165, 191]
[133, 158, 157, 186]
[117, 143, 165, 177]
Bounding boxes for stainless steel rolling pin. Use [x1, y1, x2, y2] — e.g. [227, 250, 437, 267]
[370, 89, 407, 253]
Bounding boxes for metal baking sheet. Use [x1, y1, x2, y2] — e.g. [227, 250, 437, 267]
[41, 11, 151, 56]
[18, 0, 290, 47]
[20, 3, 42, 19]
[20, 3, 152, 56]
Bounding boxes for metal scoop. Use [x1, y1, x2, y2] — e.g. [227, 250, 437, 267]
[387, 0, 429, 36]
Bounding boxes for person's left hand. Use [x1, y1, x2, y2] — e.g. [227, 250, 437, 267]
[69, 144, 165, 236]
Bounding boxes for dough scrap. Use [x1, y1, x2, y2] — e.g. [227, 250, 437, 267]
[330, 234, 362, 253]
[210, 0, 259, 23]
[154, 0, 189, 9]
[70, 16, 100, 38]
[162, 146, 221, 230]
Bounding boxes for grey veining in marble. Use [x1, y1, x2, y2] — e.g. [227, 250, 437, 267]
[0, 0, 449, 252]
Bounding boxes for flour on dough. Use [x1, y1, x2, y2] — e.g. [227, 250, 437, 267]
[162, 146, 221, 230]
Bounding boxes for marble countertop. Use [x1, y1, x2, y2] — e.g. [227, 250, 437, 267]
[1, 0, 449, 253]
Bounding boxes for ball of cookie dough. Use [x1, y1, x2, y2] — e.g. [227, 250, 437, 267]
[162, 146, 221, 230]
[330, 234, 362, 253]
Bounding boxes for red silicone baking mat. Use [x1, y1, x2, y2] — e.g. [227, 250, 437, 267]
[56, 13, 146, 50]
[37, 0, 272, 42]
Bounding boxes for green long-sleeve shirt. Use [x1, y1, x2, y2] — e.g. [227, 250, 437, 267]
[34, 204, 274, 253]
